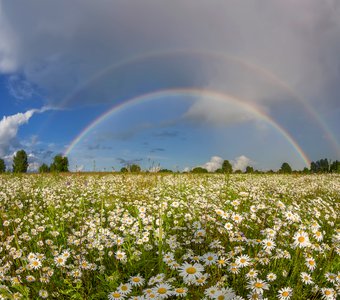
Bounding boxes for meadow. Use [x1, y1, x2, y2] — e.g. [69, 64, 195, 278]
[0, 173, 339, 299]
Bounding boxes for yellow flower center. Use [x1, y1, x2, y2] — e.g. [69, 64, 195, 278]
[309, 260, 315, 265]
[121, 286, 128, 291]
[254, 282, 264, 288]
[207, 256, 213, 261]
[132, 277, 140, 282]
[112, 292, 121, 298]
[158, 287, 167, 294]
[217, 296, 225, 300]
[325, 290, 331, 296]
[240, 258, 246, 263]
[176, 288, 185, 293]
[298, 236, 305, 243]
[186, 267, 197, 274]
[282, 291, 289, 297]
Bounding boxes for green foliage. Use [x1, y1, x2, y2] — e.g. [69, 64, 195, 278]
[159, 169, 173, 173]
[280, 162, 292, 174]
[50, 155, 69, 172]
[12, 149, 28, 173]
[245, 166, 254, 173]
[120, 167, 128, 173]
[39, 163, 50, 173]
[191, 167, 208, 173]
[0, 158, 5, 173]
[129, 164, 141, 172]
[222, 160, 233, 173]
[310, 158, 329, 173]
[330, 160, 340, 173]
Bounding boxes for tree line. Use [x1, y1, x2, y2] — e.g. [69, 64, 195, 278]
[0, 149, 69, 173]
[0, 150, 339, 174]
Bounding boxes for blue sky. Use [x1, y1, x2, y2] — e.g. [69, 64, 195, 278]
[0, 0, 339, 172]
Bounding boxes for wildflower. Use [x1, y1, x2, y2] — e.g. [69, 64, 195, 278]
[173, 287, 187, 297]
[202, 252, 218, 266]
[300, 272, 313, 285]
[266, 273, 276, 282]
[305, 257, 317, 271]
[118, 283, 132, 295]
[178, 262, 204, 281]
[39, 289, 49, 299]
[325, 273, 337, 284]
[321, 288, 336, 300]
[26, 275, 36, 282]
[130, 275, 145, 287]
[153, 283, 173, 298]
[236, 255, 251, 268]
[277, 287, 292, 300]
[246, 269, 258, 279]
[54, 255, 66, 267]
[293, 231, 310, 248]
[247, 279, 270, 294]
[116, 250, 127, 261]
[108, 291, 126, 299]
[262, 239, 276, 251]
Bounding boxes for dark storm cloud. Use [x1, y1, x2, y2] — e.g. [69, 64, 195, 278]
[0, 0, 339, 110]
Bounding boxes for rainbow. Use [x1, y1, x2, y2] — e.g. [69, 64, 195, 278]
[60, 49, 339, 155]
[64, 88, 311, 167]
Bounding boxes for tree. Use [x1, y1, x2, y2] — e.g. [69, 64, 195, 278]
[129, 164, 141, 172]
[245, 166, 254, 173]
[12, 150, 28, 173]
[120, 167, 128, 173]
[50, 155, 69, 172]
[222, 160, 233, 173]
[310, 158, 330, 173]
[280, 162, 292, 174]
[330, 160, 340, 173]
[39, 163, 50, 173]
[0, 158, 6, 173]
[191, 167, 208, 173]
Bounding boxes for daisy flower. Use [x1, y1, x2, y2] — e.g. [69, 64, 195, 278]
[130, 275, 145, 287]
[118, 283, 132, 295]
[277, 287, 293, 300]
[300, 272, 313, 285]
[266, 273, 277, 282]
[178, 262, 204, 281]
[305, 257, 317, 271]
[236, 255, 251, 268]
[262, 239, 276, 251]
[247, 279, 270, 294]
[108, 291, 126, 299]
[321, 288, 336, 300]
[293, 231, 310, 248]
[153, 283, 173, 298]
[173, 287, 187, 297]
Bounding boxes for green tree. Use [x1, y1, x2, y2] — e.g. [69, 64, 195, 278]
[120, 167, 128, 173]
[39, 163, 50, 173]
[222, 160, 233, 173]
[129, 164, 141, 172]
[0, 158, 6, 173]
[330, 160, 340, 173]
[191, 167, 208, 173]
[12, 150, 28, 173]
[50, 155, 69, 172]
[302, 167, 310, 174]
[280, 162, 292, 174]
[245, 166, 254, 173]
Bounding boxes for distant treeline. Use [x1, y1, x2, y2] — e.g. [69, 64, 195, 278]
[0, 150, 339, 174]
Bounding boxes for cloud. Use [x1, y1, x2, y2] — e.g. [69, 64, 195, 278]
[154, 130, 179, 138]
[7, 75, 34, 100]
[0, 0, 338, 112]
[116, 157, 143, 166]
[201, 156, 224, 172]
[232, 155, 254, 172]
[150, 148, 165, 153]
[0, 107, 53, 156]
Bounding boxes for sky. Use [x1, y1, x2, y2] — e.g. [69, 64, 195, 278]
[0, 0, 339, 172]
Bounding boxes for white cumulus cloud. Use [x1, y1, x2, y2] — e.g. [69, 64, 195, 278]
[0, 107, 51, 156]
[232, 155, 254, 172]
[201, 156, 224, 172]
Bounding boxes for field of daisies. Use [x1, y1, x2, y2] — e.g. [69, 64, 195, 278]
[0, 174, 339, 300]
